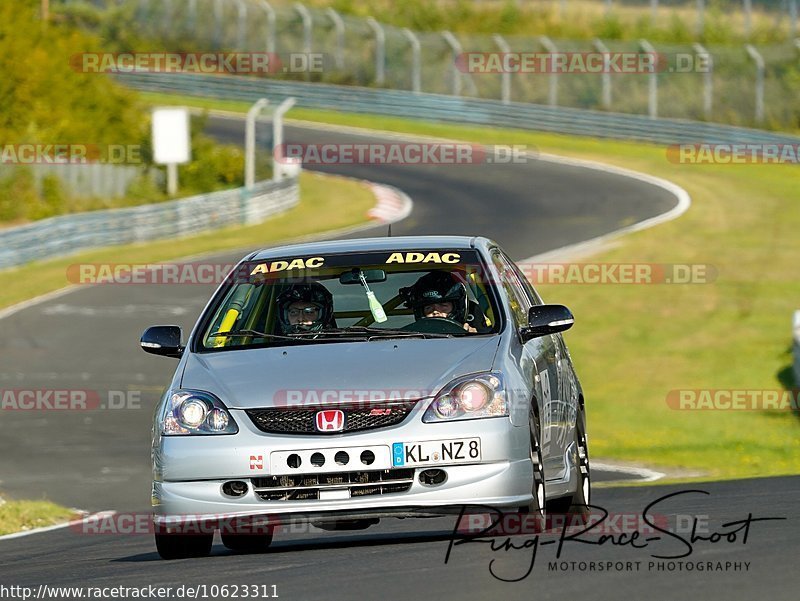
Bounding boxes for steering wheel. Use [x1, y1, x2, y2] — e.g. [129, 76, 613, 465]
[402, 317, 466, 334]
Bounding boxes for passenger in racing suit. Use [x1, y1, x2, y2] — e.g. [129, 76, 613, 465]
[405, 271, 479, 333]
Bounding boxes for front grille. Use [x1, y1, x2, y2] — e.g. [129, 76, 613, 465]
[252, 468, 415, 501]
[246, 402, 417, 434]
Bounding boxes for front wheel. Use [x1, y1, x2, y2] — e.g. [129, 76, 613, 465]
[519, 410, 546, 531]
[155, 533, 213, 560]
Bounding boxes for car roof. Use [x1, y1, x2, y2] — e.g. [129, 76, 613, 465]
[246, 236, 496, 262]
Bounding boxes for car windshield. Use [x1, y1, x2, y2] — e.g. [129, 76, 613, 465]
[199, 249, 502, 350]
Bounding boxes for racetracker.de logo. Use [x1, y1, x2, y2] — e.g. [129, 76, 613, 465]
[456, 511, 671, 535]
[274, 388, 434, 407]
[457, 52, 710, 74]
[667, 143, 800, 164]
[273, 143, 530, 165]
[66, 262, 243, 285]
[73, 513, 278, 536]
[0, 144, 142, 165]
[0, 389, 142, 411]
[456, 52, 665, 74]
[69, 52, 324, 74]
[515, 262, 716, 285]
[666, 389, 800, 411]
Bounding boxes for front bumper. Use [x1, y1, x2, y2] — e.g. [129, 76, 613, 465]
[152, 411, 531, 521]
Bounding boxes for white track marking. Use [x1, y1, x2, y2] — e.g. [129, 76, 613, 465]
[593, 462, 666, 483]
[0, 510, 115, 541]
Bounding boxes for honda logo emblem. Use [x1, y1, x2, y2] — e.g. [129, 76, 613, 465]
[315, 409, 345, 432]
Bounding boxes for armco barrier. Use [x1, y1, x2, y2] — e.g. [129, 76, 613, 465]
[0, 178, 298, 270]
[117, 72, 800, 147]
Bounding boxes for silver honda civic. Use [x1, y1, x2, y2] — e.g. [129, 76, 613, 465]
[141, 236, 591, 559]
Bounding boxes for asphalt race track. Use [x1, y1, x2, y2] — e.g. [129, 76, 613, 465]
[1, 119, 795, 600]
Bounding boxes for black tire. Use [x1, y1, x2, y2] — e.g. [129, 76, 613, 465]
[519, 407, 546, 532]
[221, 531, 274, 553]
[547, 410, 591, 523]
[154, 533, 213, 560]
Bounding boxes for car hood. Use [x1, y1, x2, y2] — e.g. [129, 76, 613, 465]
[180, 337, 501, 409]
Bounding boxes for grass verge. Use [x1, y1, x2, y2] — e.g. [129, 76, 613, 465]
[141, 91, 800, 482]
[0, 498, 78, 537]
[0, 171, 376, 310]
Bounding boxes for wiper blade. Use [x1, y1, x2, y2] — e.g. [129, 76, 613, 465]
[318, 326, 457, 339]
[208, 329, 308, 342]
[217, 329, 371, 343]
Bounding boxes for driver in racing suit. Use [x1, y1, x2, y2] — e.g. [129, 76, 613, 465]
[276, 282, 335, 335]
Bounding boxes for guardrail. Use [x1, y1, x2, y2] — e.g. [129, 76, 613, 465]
[118, 71, 800, 147]
[0, 163, 158, 200]
[0, 177, 298, 270]
[794, 310, 800, 386]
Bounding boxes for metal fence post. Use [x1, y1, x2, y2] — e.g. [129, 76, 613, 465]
[604, 0, 612, 17]
[402, 28, 422, 93]
[273, 98, 297, 182]
[791, 1, 798, 38]
[260, 1, 276, 54]
[213, 0, 223, 49]
[442, 31, 464, 97]
[693, 43, 713, 120]
[326, 8, 345, 70]
[539, 36, 559, 107]
[493, 34, 511, 104]
[162, 0, 173, 37]
[236, 0, 248, 50]
[744, 0, 752, 38]
[294, 3, 313, 80]
[294, 3, 312, 55]
[187, 0, 197, 34]
[650, 0, 658, 22]
[745, 44, 765, 124]
[367, 17, 386, 86]
[245, 98, 269, 190]
[593, 38, 612, 109]
[696, 0, 705, 36]
[640, 39, 658, 118]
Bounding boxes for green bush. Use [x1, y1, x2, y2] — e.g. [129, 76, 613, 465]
[0, 2, 268, 224]
[0, 169, 37, 223]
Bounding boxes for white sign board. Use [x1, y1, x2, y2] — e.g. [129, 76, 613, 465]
[152, 108, 190, 165]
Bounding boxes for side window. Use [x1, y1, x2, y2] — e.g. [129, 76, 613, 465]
[491, 250, 531, 328]
[503, 251, 543, 306]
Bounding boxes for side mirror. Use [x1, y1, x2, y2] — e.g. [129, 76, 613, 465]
[140, 325, 184, 358]
[520, 305, 574, 342]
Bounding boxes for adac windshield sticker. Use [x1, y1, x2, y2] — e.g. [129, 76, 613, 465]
[250, 256, 325, 275]
[385, 252, 461, 264]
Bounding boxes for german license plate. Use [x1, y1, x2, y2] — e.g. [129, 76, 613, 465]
[392, 438, 480, 467]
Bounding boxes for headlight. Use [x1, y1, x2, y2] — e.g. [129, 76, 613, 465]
[423, 373, 508, 423]
[160, 390, 239, 435]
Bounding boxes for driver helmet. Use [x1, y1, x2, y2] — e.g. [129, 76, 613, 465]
[276, 282, 334, 334]
[407, 271, 468, 323]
